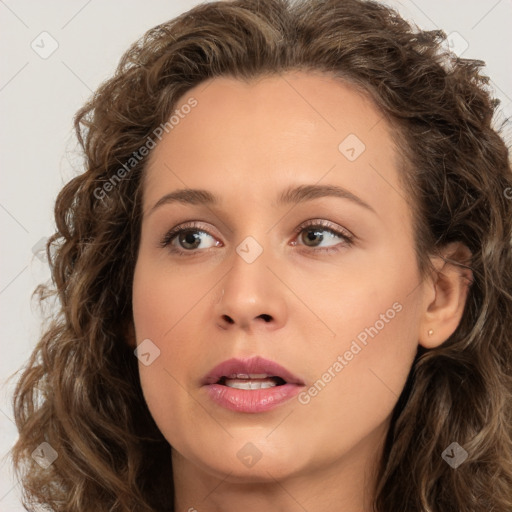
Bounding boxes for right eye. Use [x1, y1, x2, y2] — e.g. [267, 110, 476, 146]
[159, 222, 222, 256]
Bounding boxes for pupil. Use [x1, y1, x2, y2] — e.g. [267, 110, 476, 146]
[304, 229, 322, 246]
[181, 231, 200, 249]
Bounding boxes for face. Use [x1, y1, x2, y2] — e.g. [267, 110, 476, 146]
[131, 72, 426, 488]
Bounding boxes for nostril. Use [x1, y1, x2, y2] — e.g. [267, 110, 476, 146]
[259, 314, 272, 322]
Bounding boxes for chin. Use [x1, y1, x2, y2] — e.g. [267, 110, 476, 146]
[179, 439, 309, 483]
[202, 455, 304, 484]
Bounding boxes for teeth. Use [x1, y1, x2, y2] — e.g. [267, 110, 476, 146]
[226, 373, 269, 379]
[224, 378, 278, 390]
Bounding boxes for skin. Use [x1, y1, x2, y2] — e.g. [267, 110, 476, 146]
[128, 71, 472, 512]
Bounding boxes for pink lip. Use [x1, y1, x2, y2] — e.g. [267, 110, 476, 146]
[201, 356, 305, 413]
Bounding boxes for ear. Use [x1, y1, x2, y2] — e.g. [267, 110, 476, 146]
[419, 241, 473, 349]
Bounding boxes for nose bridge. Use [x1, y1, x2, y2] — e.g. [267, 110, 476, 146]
[215, 230, 287, 330]
[226, 233, 271, 301]
[228, 212, 273, 279]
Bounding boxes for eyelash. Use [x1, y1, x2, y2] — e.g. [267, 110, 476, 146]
[159, 219, 354, 257]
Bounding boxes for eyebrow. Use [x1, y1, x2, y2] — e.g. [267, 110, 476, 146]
[147, 184, 376, 217]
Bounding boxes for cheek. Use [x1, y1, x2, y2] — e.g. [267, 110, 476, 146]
[131, 257, 207, 441]
[296, 250, 422, 435]
[299, 288, 421, 445]
[132, 254, 204, 341]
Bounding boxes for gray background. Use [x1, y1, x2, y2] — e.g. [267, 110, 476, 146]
[1, 0, 511, 508]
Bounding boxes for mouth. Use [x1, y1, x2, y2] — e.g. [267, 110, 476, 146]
[216, 374, 287, 390]
[202, 356, 304, 387]
[201, 356, 305, 413]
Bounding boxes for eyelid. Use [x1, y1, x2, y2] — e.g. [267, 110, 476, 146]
[291, 218, 354, 240]
[158, 220, 219, 248]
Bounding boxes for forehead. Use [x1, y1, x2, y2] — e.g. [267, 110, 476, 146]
[142, 71, 408, 224]
[149, 71, 389, 157]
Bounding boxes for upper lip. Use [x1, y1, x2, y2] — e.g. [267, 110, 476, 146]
[201, 356, 305, 386]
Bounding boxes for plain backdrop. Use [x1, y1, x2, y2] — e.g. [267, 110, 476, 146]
[1, 0, 511, 509]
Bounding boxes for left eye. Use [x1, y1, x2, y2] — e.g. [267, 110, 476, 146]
[159, 220, 354, 255]
[294, 223, 353, 250]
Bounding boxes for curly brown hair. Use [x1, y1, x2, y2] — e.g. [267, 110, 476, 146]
[8, 0, 512, 510]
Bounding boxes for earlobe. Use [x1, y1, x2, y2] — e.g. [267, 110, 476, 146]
[419, 242, 473, 349]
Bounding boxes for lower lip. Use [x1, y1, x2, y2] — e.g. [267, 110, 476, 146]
[203, 383, 303, 413]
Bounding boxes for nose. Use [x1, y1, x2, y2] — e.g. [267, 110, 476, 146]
[214, 246, 288, 332]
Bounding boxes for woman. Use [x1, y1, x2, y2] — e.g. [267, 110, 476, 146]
[10, 0, 512, 510]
